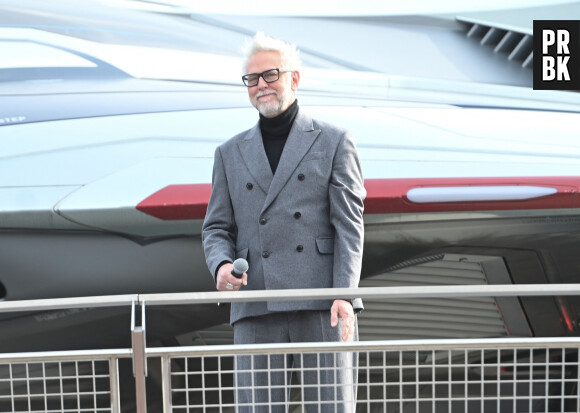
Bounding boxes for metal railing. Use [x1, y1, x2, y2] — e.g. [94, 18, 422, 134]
[151, 337, 580, 413]
[0, 349, 131, 412]
[1, 284, 580, 412]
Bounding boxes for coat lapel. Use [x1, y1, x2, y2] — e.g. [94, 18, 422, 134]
[262, 110, 321, 213]
[237, 123, 273, 194]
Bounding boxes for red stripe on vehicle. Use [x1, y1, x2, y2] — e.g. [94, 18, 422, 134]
[136, 184, 212, 220]
[137, 177, 580, 221]
[364, 177, 579, 214]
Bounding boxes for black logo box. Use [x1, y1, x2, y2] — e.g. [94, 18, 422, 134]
[533, 20, 580, 90]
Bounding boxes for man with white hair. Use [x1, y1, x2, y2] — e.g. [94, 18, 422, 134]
[202, 32, 365, 412]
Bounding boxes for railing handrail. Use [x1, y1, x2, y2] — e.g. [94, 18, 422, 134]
[2, 284, 580, 314]
[139, 283, 580, 305]
[146, 336, 580, 357]
[0, 293, 139, 313]
[0, 348, 133, 362]
[5, 336, 579, 363]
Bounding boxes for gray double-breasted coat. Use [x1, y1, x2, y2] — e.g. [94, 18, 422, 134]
[202, 108, 365, 325]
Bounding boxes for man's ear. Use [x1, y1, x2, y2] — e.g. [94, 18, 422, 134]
[291, 71, 300, 91]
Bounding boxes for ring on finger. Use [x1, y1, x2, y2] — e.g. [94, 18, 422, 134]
[226, 282, 234, 290]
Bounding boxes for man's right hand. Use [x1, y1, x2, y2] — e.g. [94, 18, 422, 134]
[216, 263, 247, 291]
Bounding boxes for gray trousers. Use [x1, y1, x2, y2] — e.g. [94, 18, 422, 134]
[233, 311, 358, 413]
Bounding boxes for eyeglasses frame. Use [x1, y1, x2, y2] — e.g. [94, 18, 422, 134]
[242, 68, 293, 87]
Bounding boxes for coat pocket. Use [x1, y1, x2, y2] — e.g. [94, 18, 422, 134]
[302, 151, 326, 162]
[315, 237, 334, 255]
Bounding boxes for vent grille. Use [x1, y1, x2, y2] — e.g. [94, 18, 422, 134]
[458, 17, 533, 69]
[357, 254, 518, 341]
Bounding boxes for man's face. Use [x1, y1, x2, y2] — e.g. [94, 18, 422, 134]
[245, 51, 298, 118]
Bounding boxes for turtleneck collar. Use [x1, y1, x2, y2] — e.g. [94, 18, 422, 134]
[259, 99, 299, 139]
[259, 99, 299, 174]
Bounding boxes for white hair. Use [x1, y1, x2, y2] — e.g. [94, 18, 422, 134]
[242, 32, 302, 73]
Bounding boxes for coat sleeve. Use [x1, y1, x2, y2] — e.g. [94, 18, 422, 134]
[328, 131, 365, 303]
[202, 146, 236, 281]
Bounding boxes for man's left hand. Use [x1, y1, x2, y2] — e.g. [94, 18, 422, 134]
[330, 299, 355, 342]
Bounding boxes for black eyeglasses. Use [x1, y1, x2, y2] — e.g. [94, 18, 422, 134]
[242, 68, 292, 87]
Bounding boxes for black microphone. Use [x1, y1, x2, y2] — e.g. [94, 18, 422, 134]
[231, 258, 249, 279]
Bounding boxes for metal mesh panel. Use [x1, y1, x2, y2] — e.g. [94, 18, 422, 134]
[168, 355, 233, 411]
[358, 347, 580, 413]
[0, 358, 117, 413]
[161, 342, 580, 413]
[167, 352, 357, 412]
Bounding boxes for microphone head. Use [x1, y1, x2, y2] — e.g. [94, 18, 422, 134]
[233, 258, 249, 275]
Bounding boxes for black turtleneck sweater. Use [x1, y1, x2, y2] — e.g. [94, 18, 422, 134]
[259, 99, 299, 174]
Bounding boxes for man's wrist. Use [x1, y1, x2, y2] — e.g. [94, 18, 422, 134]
[215, 260, 232, 278]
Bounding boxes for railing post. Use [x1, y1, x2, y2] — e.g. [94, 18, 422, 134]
[131, 300, 148, 413]
[110, 357, 121, 413]
[161, 356, 172, 412]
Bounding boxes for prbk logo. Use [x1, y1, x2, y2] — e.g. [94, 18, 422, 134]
[533, 20, 580, 90]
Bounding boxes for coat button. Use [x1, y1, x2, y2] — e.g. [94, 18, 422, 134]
[262, 251, 270, 258]
[296, 245, 304, 252]
[246, 183, 253, 190]
[294, 212, 301, 219]
[297, 173, 305, 181]
[259, 218, 267, 225]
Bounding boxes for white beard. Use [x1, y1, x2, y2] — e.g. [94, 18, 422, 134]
[253, 88, 293, 118]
